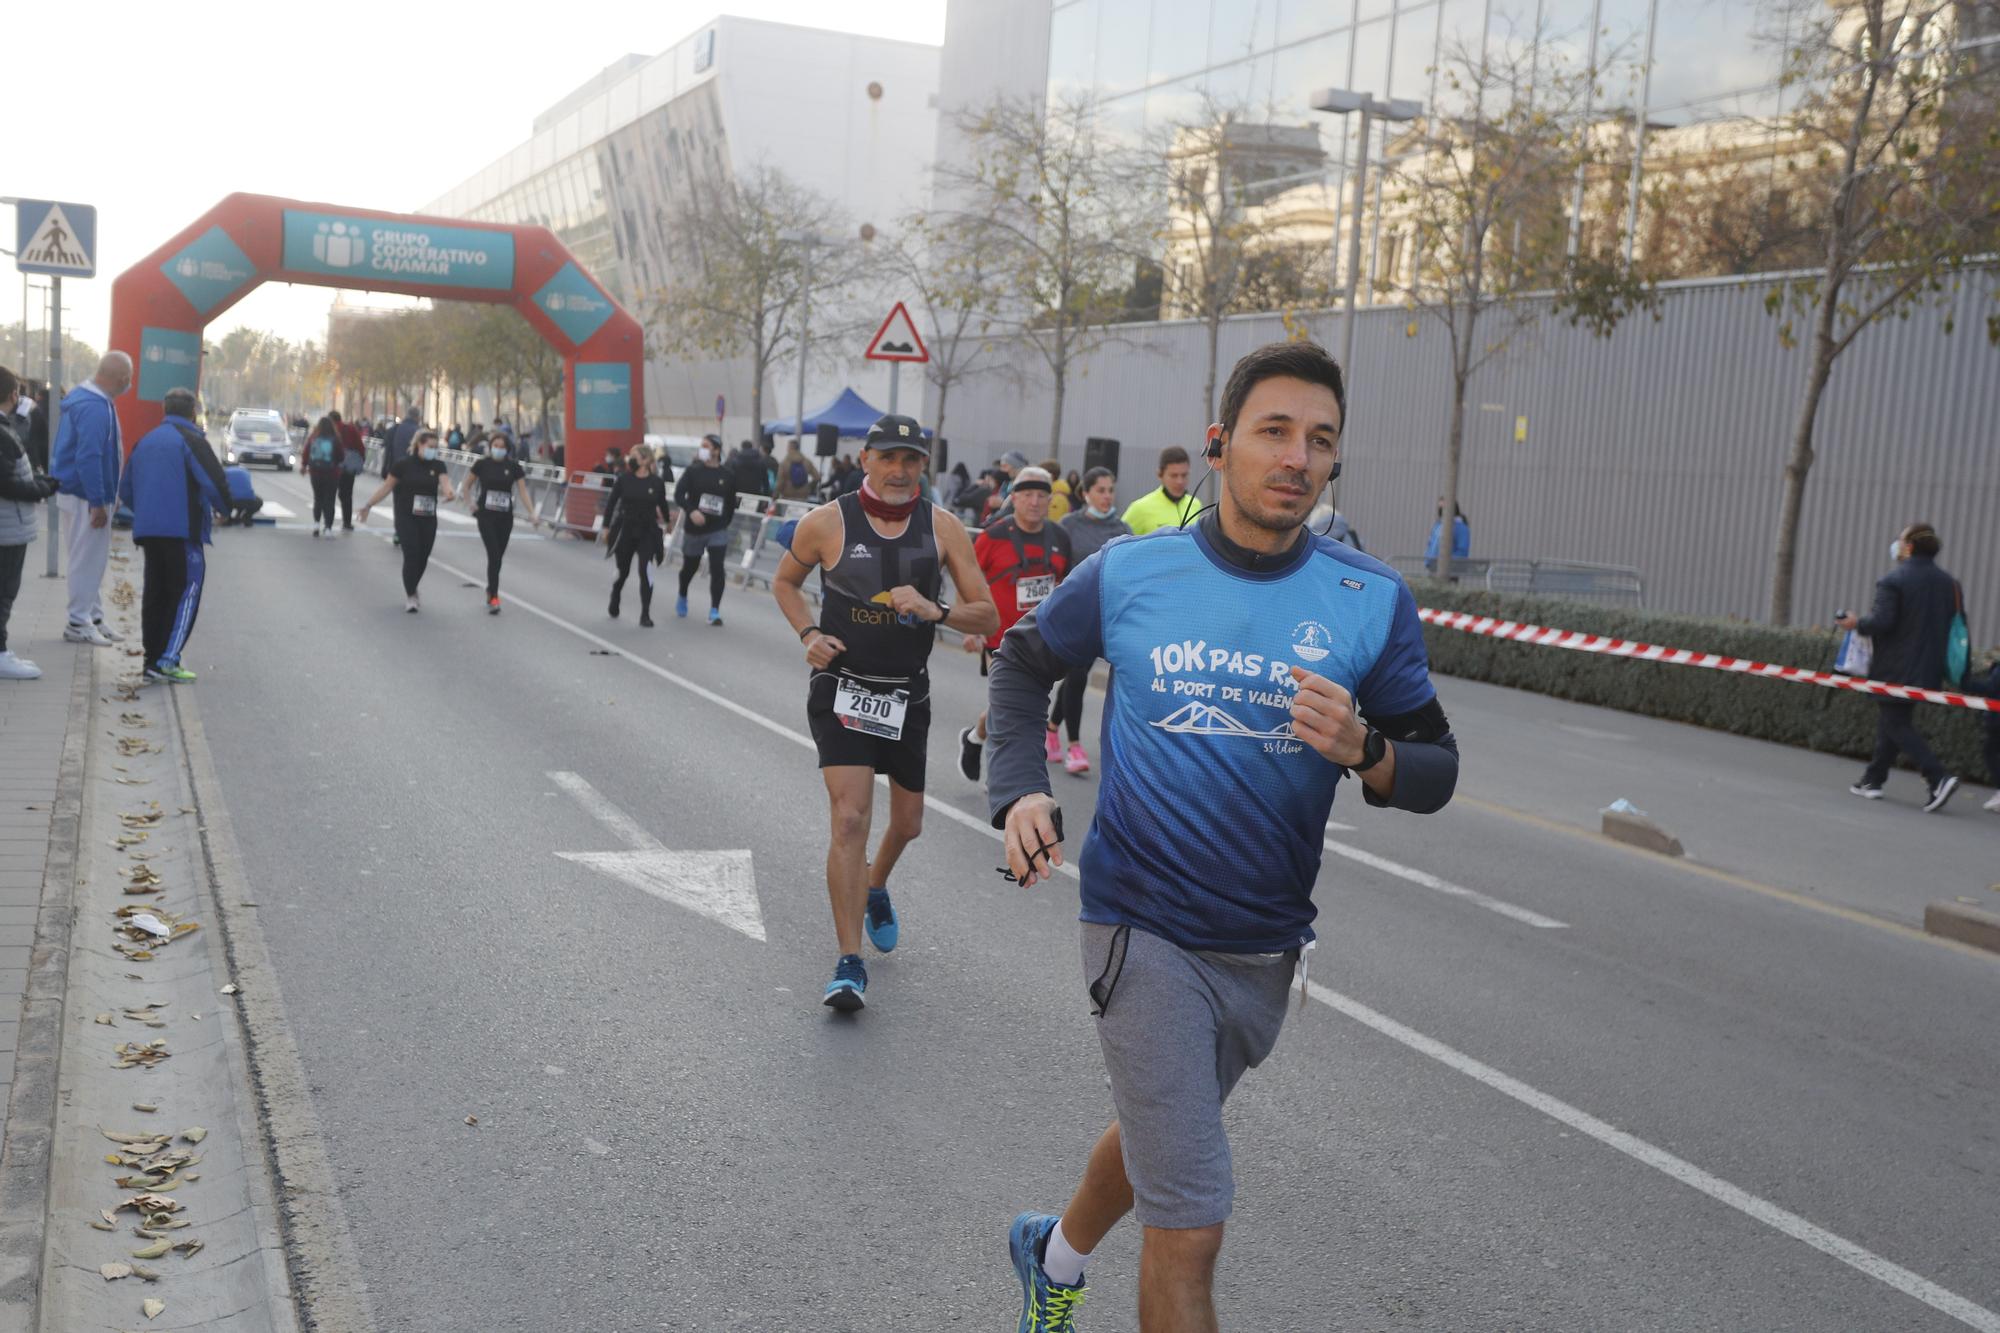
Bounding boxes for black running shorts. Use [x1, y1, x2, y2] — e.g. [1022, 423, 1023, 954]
[807, 670, 931, 793]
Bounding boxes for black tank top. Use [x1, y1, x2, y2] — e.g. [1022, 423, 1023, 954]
[819, 493, 944, 677]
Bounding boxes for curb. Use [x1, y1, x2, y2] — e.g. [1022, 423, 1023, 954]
[0, 629, 94, 1323]
[1923, 900, 2000, 955]
[176, 687, 379, 1333]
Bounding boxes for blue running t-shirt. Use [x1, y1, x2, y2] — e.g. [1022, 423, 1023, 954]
[1033, 523, 1436, 952]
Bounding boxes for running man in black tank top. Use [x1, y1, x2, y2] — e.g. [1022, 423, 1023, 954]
[775, 413, 998, 1012]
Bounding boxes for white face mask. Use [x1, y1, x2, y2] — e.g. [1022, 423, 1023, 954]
[1086, 502, 1115, 519]
[420, 447, 438, 462]
[491, 444, 508, 458]
[1889, 539, 1904, 562]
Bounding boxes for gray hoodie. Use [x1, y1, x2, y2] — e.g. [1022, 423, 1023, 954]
[1061, 507, 1131, 564]
[0, 420, 46, 548]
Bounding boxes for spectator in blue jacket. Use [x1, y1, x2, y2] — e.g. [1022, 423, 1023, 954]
[117, 387, 228, 684]
[1423, 498, 1470, 573]
[220, 464, 264, 526]
[49, 350, 132, 646]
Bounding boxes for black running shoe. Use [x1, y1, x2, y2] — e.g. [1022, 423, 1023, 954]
[1923, 776, 1960, 813]
[958, 727, 983, 783]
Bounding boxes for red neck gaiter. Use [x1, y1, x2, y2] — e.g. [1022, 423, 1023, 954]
[857, 480, 919, 522]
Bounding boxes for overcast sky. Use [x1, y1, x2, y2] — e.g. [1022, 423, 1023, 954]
[8, 0, 945, 366]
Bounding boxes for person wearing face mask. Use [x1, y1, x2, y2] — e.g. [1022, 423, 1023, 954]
[672, 433, 737, 624]
[957, 466, 1072, 783]
[356, 430, 455, 612]
[1046, 467, 1131, 773]
[1836, 523, 1964, 812]
[601, 443, 672, 626]
[463, 436, 541, 613]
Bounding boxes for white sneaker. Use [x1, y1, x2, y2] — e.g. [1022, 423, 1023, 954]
[405, 595, 420, 614]
[0, 651, 41, 680]
[92, 620, 123, 643]
[1983, 792, 2000, 813]
[63, 623, 112, 647]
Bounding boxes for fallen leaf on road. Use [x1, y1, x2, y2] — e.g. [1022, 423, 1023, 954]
[130, 1240, 171, 1260]
[96, 1013, 115, 1025]
[180, 1128, 207, 1144]
[143, 1296, 165, 1319]
[119, 713, 149, 727]
[464, 1115, 479, 1126]
[100, 1209, 119, 1227]
[102, 1130, 165, 1146]
[99, 1262, 131, 1281]
[89, 1218, 116, 1232]
[171, 1239, 203, 1259]
[131, 1265, 161, 1282]
[131, 1104, 157, 1114]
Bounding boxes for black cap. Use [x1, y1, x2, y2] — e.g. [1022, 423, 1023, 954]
[864, 414, 930, 455]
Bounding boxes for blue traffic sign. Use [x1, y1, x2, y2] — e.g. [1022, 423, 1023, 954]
[15, 199, 96, 278]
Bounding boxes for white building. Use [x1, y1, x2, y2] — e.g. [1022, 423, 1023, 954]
[424, 16, 941, 441]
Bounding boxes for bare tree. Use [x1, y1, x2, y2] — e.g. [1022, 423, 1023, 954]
[936, 94, 1147, 453]
[1144, 95, 1332, 420]
[1761, 0, 2000, 622]
[1383, 21, 1610, 580]
[880, 209, 1013, 446]
[647, 165, 859, 435]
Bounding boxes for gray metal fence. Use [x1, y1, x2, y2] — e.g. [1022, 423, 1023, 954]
[936, 268, 2000, 641]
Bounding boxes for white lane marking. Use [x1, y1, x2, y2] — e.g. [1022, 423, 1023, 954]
[1322, 837, 1569, 929]
[1325, 819, 1357, 833]
[1310, 981, 2000, 1333]
[406, 549, 2000, 1331]
[548, 770, 765, 941]
[548, 770, 663, 850]
[261, 500, 296, 519]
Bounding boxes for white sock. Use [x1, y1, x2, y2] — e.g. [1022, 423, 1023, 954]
[1041, 1220, 1089, 1286]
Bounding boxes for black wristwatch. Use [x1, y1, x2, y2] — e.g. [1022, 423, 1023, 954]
[931, 599, 952, 625]
[1351, 726, 1388, 773]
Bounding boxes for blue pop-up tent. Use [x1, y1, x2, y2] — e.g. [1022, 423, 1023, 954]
[763, 387, 929, 439]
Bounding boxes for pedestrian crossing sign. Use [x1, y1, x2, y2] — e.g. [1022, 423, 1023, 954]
[14, 199, 97, 278]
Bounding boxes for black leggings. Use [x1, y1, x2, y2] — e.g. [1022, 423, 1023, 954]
[337, 470, 358, 525]
[477, 512, 513, 596]
[612, 542, 655, 611]
[678, 542, 726, 608]
[309, 471, 339, 529]
[400, 518, 437, 595]
[1049, 663, 1091, 743]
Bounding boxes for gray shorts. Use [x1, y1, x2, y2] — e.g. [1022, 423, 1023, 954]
[1081, 922, 1296, 1230]
[682, 522, 731, 554]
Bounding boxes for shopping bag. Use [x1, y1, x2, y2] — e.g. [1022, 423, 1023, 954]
[1834, 630, 1872, 677]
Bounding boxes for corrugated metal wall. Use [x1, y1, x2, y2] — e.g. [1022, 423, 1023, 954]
[935, 271, 2000, 636]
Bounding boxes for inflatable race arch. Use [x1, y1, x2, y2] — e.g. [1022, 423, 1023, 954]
[107, 193, 644, 469]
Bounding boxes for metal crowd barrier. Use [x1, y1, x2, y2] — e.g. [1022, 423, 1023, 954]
[1390, 555, 1646, 607]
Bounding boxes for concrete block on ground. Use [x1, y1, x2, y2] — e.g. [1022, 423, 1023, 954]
[1602, 808, 1685, 857]
[1924, 900, 2000, 954]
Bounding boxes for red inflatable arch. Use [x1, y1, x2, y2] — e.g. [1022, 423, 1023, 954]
[106, 192, 644, 473]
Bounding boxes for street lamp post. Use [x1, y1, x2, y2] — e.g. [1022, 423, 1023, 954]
[1309, 89, 1422, 502]
[780, 230, 821, 451]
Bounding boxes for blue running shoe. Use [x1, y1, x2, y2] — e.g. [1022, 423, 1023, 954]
[675, 595, 689, 619]
[823, 954, 867, 1011]
[865, 887, 899, 953]
[708, 606, 723, 626]
[1010, 1212, 1086, 1332]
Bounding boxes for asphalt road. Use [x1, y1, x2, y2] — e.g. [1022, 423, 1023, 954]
[179, 471, 1999, 1332]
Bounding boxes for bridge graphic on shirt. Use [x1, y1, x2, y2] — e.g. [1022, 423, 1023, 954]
[1149, 701, 1296, 740]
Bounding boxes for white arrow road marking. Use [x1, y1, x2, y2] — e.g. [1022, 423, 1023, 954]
[548, 770, 766, 941]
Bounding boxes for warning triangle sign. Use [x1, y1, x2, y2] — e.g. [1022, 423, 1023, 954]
[864, 302, 929, 363]
[19, 203, 93, 276]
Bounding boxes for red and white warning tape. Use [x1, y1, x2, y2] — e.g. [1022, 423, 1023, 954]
[1417, 608, 1997, 713]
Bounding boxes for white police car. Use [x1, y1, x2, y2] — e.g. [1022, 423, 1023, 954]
[226, 409, 296, 469]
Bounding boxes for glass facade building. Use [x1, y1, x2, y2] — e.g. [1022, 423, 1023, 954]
[1046, 0, 1804, 303]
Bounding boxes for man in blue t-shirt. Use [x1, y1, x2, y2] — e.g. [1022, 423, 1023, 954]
[986, 340, 1460, 1329]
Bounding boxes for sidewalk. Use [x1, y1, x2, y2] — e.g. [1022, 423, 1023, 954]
[0, 542, 105, 1314]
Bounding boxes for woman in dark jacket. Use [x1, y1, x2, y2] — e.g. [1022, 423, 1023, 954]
[601, 444, 671, 626]
[0, 369, 60, 680]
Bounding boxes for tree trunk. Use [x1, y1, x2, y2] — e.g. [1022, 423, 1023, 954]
[750, 354, 766, 447]
[1768, 303, 1840, 624]
[933, 376, 951, 455]
[1437, 372, 1467, 584]
[1203, 311, 1222, 424]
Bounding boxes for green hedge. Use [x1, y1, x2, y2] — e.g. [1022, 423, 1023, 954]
[1408, 581, 1993, 783]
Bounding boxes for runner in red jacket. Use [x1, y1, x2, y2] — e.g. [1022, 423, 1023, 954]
[958, 466, 1071, 783]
